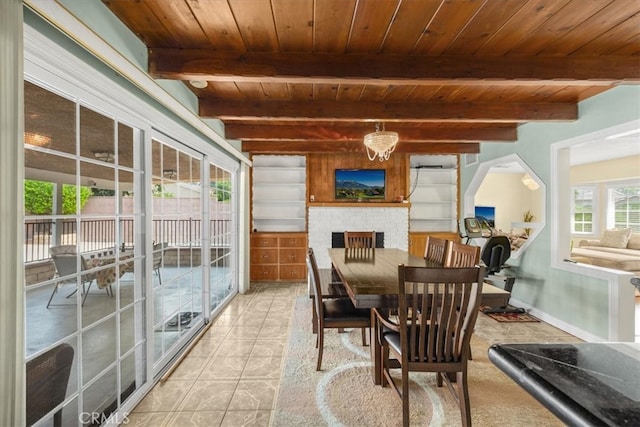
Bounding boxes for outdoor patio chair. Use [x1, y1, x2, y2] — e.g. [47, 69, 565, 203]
[47, 245, 99, 308]
[26, 343, 74, 427]
[152, 242, 168, 284]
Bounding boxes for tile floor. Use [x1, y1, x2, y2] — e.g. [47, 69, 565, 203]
[126, 282, 632, 426]
[127, 282, 306, 426]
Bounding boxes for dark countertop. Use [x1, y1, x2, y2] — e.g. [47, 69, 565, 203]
[488, 342, 640, 427]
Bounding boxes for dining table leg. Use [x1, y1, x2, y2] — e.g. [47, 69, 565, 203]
[370, 309, 381, 385]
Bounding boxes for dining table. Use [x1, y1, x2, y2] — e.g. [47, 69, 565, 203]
[328, 247, 443, 384]
[84, 249, 135, 290]
[328, 247, 509, 384]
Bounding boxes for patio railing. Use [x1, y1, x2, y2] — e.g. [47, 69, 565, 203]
[24, 218, 231, 263]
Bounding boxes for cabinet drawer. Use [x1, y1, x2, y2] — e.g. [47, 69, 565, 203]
[279, 265, 307, 280]
[251, 236, 279, 247]
[279, 248, 305, 264]
[250, 248, 278, 264]
[279, 236, 307, 248]
[250, 265, 279, 281]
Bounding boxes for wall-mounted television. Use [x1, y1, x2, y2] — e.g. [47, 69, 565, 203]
[335, 169, 385, 200]
[474, 205, 495, 228]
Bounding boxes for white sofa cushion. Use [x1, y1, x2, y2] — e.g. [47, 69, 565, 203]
[599, 228, 632, 248]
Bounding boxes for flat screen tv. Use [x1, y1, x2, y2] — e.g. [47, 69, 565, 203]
[335, 169, 385, 200]
[475, 205, 495, 228]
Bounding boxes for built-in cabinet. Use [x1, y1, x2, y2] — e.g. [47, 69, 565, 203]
[249, 153, 461, 279]
[251, 155, 306, 232]
[250, 232, 307, 281]
[408, 155, 459, 233]
[251, 155, 308, 282]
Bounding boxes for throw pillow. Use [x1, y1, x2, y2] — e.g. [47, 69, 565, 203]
[599, 228, 632, 248]
[627, 233, 640, 250]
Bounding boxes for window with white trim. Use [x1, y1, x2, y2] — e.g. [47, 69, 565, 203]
[571, 186, 596, 234]
[607, 184, 640, 232]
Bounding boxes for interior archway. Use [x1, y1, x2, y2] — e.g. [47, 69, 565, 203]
[464, 154, 545, 259]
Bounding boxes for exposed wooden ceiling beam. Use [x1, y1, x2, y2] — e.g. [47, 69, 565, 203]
[226, 124, 516, 142]
[202, 100, 576, 122]
[241, 140, 479, 154]
[149, 49, 640, 84]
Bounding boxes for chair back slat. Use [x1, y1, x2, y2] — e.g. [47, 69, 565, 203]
[344, 231, 376, 259]
[397, 266, 484, 364]
[445, 241, 481, 268]
[424, 236, 448, 264]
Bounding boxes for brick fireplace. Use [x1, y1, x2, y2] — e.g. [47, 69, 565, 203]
[308, 205, 410, 268]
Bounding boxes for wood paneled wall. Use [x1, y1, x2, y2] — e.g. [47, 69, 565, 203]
[307, 153, 408, 203]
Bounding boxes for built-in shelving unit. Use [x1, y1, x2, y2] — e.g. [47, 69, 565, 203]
[408, 155, 458, 232]
[251, 155, 306, 232]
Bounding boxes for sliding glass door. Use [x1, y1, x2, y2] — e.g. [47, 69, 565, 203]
[151, 137, 206, 368]
[23, 81, 146, 425]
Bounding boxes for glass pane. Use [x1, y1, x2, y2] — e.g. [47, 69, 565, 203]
[82, 317, 117, 385]
[79, 105, 114, 162]
[118, 123, 134, 168]
[24, 81, 75, 155]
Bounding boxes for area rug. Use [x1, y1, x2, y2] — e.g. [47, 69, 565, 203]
[272, 297, 561, 427]
[480, 307, 540, 323]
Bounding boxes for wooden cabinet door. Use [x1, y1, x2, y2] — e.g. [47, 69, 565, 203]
[279, 264, 307, 280]
[279, 248, 305, 264]
[251, 236, 279, 247]
[250, 265, 279, 281]
[250, 248, 278, 264]
[279, 235, 306, 248]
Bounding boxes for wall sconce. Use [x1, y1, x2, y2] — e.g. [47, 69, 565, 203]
[521, 173, 540, 190]
[163, 169, 177, 178]
[24, 132, 51, 147]
[94, 152, 115, 163]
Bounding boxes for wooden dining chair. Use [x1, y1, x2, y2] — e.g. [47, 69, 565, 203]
[373, 265, 485, 427]
[344, 231, 376, 259]
[306, 248, 371, 371]
[445, 241, 481, 268]
[424, 236, 449, 264]
[444, 241, 481, 360]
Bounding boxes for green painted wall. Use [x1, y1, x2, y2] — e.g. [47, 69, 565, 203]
[461, 85, 640, 339]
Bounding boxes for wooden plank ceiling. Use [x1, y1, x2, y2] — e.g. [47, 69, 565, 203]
[102, 0, 640, 155]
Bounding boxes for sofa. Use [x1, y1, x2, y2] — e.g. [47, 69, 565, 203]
[570, 228, 640, 275]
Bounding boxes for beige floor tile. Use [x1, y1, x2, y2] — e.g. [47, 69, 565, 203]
[199, 354, 249, 380]
[188, 337, 222, 358]
[257, 325, 289, 340]
[124, 411, 171, 426]
[241, 356, 283, 380]
[250, 340, 286, 358]
[220, 410, 271, 427]
[227, 379, 279, 410]
[226, 325, 263, 340]
[164, 411, 225, 427]
[133, 379, 195, 413]
[178, 380, 237, 412]
[169, 356, 209, 380]
[214, 340, 256, 357]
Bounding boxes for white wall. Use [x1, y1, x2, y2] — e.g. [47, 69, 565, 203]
[475, 172, 542, 232]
